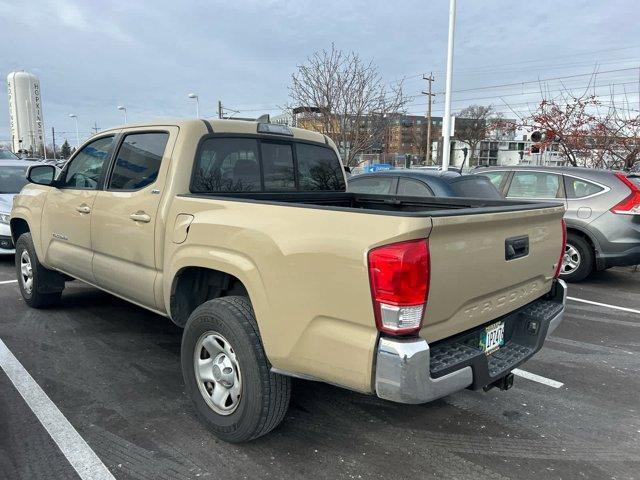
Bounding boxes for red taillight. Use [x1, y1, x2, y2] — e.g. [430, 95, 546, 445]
[368, 239, 430, 335]
[611, 172, 640, 215]
[554, 219, 567, 279]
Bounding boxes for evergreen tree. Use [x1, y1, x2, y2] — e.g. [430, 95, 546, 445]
[60, 140, 71, 159]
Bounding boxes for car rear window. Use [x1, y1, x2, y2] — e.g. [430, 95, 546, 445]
[191, 137, 345, 193]
[348, 176, 396, 195]
[447, 175, 503, 199]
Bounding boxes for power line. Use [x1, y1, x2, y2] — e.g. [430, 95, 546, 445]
[433, 67, 639, 95]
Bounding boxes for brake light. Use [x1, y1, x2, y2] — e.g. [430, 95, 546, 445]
[554, 219, 567, 278]
[611, 172, 640, 215]
[368, 239, 430, 335]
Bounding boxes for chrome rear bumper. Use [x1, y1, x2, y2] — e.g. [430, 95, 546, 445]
[375, 280, 566, 404]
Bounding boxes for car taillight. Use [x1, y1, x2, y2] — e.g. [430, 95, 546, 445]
[368, 239, 429, 335]
[611, 172, 640, 215]
[554, 219, 567, 279]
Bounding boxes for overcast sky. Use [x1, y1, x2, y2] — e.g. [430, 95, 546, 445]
[1, 0, 638, 145]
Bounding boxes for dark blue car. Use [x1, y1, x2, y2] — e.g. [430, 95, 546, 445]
[348, 168, 503, 199]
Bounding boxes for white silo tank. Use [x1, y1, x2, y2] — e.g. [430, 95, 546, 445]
[7, 71, 45, 156]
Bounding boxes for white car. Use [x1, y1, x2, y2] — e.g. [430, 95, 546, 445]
[0, 155, 48, 254]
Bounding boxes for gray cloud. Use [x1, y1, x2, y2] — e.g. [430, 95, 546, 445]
[1, 0, 638, 145]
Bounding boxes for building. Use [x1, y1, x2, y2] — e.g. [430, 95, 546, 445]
[384, 115, 443, 165]
[7, 71, 45, 156]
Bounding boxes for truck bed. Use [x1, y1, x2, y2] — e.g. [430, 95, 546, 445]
[181, 191, 560, 216]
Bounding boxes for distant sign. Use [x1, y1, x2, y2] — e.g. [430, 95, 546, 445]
[363, 163, 394, 173]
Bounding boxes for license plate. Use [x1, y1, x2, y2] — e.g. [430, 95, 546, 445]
[480, 321, 505, 355]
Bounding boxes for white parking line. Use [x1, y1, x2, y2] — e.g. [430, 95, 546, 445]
[512, 368, 564, 388]
[0, 279, 18, 285]
[567, 296, 640, 315]
[0, 338, 115, 480]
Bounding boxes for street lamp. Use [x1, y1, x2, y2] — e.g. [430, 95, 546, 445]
[117, 105, 127, 123]
[69, 114, 80, 149]
[188, 93, 199, 118]
[441, 0, 457, 170]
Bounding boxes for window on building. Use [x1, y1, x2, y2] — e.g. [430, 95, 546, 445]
[109, 132, 169, 190]
[507, 171, 561, 198]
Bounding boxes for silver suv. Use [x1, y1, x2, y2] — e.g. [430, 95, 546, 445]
[473, 166, 640, 282]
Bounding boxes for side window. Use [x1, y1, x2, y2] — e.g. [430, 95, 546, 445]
[348, 177, 395, 195]
[296, 144, 346, 191]
[109, 133, 169, 190]
[261, 142, 295, 190]
[481, 171, 506, 189]
[62, 136, 114, 189]
[564, 176, 604, 199]
[507, 172, 560, 198]
[397, 178, 433, 197]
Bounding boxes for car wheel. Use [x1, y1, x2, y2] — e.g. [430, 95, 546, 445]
[181, 296, 291, 443]
[15, 233, 64, 308]
[560, 233, 594, 283]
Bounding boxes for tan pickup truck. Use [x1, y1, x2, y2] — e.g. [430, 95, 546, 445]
[11, 119, 567, 442]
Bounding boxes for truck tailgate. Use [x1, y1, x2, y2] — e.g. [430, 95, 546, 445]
[421, 204, 565, 342]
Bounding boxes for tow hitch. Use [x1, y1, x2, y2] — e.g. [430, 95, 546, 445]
[484, 372, 515, 392]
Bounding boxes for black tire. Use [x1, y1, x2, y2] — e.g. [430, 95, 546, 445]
[560, 233, 594, 283]
[181, 296, 291, 443]
[15, 233, 64, 308]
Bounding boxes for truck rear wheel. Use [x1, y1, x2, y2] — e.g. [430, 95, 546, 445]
[181, 296, 291, 443]
[15, 233, 64, 308]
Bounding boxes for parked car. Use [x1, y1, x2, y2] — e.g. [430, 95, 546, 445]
[12, 119, 566, 442]
[0, 150, 20, 160]
[472, 166, 640, 282]
[0, 159, 52, 253]
[348, 169, 503, 199]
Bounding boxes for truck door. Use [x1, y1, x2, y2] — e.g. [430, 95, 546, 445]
[90, 128, 176, 309]
[41, 135, 116, 281]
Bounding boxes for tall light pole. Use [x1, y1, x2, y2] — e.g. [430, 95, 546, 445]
[117, 105, 127, 123]
[69, 114, 80, 149]
[188, 93, 199, 118]
[441, 0, 457, 170]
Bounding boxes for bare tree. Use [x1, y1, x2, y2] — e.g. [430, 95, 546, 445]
[595, 89, 640, 170]
[454, 105, 505, 168]
[288, 45, 410, 166]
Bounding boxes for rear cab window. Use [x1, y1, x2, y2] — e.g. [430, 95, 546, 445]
[191, 137, 345, 193]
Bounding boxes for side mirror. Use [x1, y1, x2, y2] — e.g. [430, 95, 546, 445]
[27, 164, 58, 186]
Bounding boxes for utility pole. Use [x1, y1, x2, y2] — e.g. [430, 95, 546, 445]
[218, 100, 223, 119]
[92, 122, 100, 135]
[51, 126, 57, 160]
[422, 73, 435, 165]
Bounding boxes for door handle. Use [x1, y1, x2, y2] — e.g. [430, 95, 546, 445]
[129, 211, 151, 223]
[76, 204, 91, 214]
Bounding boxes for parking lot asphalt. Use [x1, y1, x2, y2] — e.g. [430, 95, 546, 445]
[0, 255, 639, 480]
